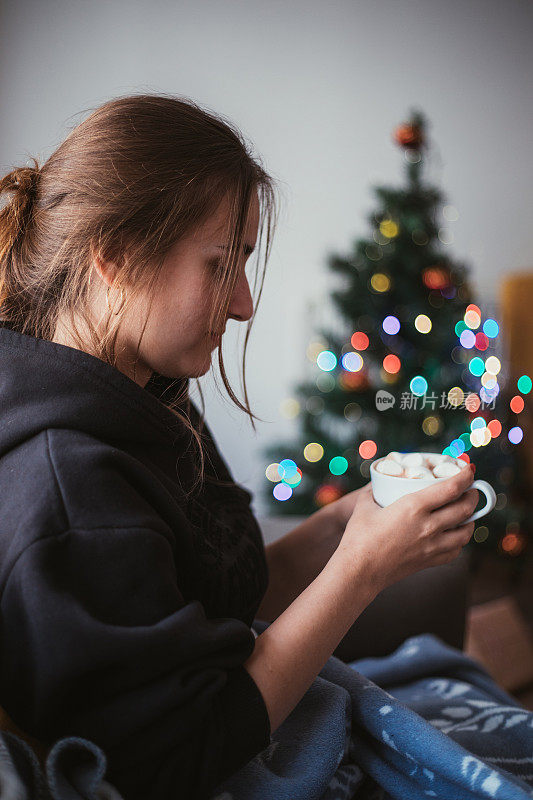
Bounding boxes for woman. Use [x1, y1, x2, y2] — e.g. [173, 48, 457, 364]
[0, 93, 480, 800]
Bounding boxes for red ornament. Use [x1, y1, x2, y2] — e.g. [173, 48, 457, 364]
[422, 266, 451, 290]
[393, 122, 424, 149]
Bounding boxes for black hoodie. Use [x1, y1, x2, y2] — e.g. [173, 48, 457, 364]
[0, 323, 271, 800]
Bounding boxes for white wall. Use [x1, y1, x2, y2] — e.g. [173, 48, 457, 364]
[2, 0, 533, 516]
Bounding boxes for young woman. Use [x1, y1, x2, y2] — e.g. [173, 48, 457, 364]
[0, 93, 478, 800]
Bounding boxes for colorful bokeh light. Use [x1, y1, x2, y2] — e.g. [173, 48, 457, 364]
[474, 526, 489, 543]
[383, 354, 401, 374]
[481, 372, 498, 389]
[470, 417, 486, 431]
[518, 375, 532, 394]
[278, 459, 298, 480]
[422, 415, 441, 435]
[500, 532, 526, 556]
[342, 352, 364, 372]
[510, 395, 525, 414]
[379, 219, 399, 238]
[383, 315, 400, 335]
[303, 443, 324, 462]
[459, 433, 473, 451]
[448, 387, 464, 406]
[415, 314, 432, 333]
[465, 393, 480, 412]
[359, 440, 377, 459]
[450, 438, 466, 456]
[470, 427, 491, 447]
[351, 331, 369, 350]
[273, 482, 292, 501]
[370, 272, 391, 292]
[317, 350, 337, 372]
[329, 456, 348, 475]
[487, 419, 502, 438]
[464, 310, 481, 329]
[265, 463, 282, 482]
[508, 426, 523, 444]
[475, 332, 489, 350]
[485, 356, 501, 375]
[468, 357, 485, 377]
[483, 319, 499, 338]
[315, 484, 342, 508]
[460, 330, 476, 348]
[410, 376, 428, 396]
[423, 267, 449, 290]
[480, 385, 500, 404]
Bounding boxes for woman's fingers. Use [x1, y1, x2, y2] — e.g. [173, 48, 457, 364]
[430, 487, 479, 532]
[434, 521, 475, 555]
[414, 463, 474, 512]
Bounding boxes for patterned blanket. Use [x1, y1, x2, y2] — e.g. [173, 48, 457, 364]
[212, 619, 533, 800]
[1, 623, 532, 799]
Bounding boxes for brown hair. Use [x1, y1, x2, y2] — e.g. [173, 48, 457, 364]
[0, 92, 281, 497]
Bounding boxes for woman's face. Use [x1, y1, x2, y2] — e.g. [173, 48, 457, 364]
[122, 191, 259, 387]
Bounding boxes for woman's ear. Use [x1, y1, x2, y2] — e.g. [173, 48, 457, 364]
[90, 247, 120, 291]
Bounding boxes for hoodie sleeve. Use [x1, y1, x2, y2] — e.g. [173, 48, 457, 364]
[0, 526, 271, 800]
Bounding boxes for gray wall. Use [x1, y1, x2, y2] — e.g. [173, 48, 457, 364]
[2, 0, 533, 517]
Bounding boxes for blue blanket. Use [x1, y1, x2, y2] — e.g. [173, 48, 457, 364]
[0, 731, 124, 800]
[1, 624, 532, 799]
[212, 619, 533, 800]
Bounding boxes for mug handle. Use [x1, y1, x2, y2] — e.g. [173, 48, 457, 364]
[464, 479, 497, 523]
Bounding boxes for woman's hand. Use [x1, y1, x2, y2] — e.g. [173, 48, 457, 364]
[335, 465, 478, 592]
[325, 486, 368, 530]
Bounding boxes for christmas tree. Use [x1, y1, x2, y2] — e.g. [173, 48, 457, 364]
[262, 110, 531, 565]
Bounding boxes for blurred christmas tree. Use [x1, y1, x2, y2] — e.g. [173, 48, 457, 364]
[262, 109, 531, 566]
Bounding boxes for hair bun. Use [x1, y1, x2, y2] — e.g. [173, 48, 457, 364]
[1, 156, 41, 209]
[0, 157, 41, 264]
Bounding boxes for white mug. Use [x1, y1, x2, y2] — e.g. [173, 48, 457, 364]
[370, 453, 497, 523]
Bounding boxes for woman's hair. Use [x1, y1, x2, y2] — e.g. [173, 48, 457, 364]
[0, 92, 281, 498]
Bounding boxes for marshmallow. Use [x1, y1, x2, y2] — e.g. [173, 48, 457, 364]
[376, 459, 404, 476]
[402, 452, 425, 467]
[433, 462, 461, 478]
[404, 466, 434, 480]
[387, 451, 404, 464]
[375, 452, 467, 481]
[425, 453, 453, 467]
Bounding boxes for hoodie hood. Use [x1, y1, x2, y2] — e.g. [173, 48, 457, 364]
[0, 323, 192, 458]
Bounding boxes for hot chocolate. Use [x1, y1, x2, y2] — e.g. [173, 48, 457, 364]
[374, 451, 469, 479]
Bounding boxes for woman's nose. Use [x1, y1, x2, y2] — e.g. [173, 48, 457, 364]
[227, 271, 254, 324]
